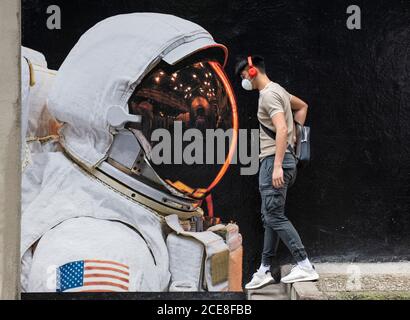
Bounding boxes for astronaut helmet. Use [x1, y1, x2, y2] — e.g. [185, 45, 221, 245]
[106, 48, 239, 214]
[47, 13, 238, 216]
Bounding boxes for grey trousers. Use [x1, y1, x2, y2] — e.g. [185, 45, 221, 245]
[259, 153, 308, 266]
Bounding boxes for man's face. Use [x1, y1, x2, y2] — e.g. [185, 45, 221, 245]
[240, 66, 256, 91]
[240, 67, 251, 81]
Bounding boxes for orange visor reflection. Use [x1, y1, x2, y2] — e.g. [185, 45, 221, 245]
[206, 61, 239, 192]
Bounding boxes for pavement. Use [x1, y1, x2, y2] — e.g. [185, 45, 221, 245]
[247, 265, 325, 300]
[247, 262, 410, 300]
[315, 262, 410, 300]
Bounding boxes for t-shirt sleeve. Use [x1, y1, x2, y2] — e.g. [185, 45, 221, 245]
[263, 92, 285, 118]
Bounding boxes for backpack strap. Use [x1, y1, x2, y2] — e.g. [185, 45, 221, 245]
[259, 122, 297, 158]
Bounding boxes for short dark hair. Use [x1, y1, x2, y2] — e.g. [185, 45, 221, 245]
[234, 55, 266, 77]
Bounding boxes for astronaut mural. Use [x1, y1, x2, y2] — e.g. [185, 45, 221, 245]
[21, 13, 243, 293]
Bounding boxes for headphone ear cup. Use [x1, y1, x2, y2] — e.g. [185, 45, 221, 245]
[248, 67, 258, 78]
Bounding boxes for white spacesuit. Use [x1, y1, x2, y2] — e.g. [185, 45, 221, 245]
[21, 13, 241, 293]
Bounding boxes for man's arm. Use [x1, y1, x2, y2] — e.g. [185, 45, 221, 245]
[290, 95, 309, 126]
[271, 112, 288, 188]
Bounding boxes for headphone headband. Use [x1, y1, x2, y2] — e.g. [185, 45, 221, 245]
[247, 56, 253, 67]
[247, 56, 258, 78]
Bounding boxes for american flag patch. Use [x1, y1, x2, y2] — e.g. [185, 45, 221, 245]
[56, 260, 130, 292]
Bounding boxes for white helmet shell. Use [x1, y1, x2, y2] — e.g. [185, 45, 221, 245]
[48, 13, 227, 168]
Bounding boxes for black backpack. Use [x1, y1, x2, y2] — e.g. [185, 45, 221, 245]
[259, 121, 311, 168]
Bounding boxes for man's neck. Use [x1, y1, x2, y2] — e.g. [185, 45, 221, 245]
[257, 75, 272, 91]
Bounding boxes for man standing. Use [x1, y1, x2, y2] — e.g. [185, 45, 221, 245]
[235, 55, 319, 289]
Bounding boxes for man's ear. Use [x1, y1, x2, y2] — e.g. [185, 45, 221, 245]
[253, 68, 261, 80]
[255, 67, 263, 76]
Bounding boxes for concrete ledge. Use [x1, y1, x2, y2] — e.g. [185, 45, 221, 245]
[290, 262, 410, 299]
[273, 262, 410, 300]
[247, 283, 288, 300]
[290, 282, 327, 300]
[246, 265, 327, 300]
[314, 262, 410, 294]
[281, 264, 327, 300]
[314, 262, 410, 276]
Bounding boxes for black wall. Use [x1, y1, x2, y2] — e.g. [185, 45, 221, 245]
[22, 0, 410, 281]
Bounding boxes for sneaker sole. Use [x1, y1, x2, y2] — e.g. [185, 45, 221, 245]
[281, 275, 319, 284]
[245, 277, 275, 290]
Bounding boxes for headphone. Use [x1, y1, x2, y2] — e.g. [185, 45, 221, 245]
[247, 56, 258, 78]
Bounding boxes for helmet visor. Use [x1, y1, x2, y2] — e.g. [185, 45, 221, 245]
[128, 60, 238, 199]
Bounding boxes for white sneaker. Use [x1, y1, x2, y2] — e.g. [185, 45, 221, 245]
[245, 269, 275, 290]
[280, 265, 319, 284]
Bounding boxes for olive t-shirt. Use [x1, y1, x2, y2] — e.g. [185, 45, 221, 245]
[258, 82, 295, 160]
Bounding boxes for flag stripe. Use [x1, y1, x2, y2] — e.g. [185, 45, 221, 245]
[85, 277, 128, 288]
[84, 262, 129, 273]
[84, 281, 128, 291]
[84, 268, 129, 279]
[84, 273, 129, 284]
[84, 266, 129, 276]
[84, 260, 129, 269]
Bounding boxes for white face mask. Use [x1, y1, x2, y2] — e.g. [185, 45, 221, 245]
[241, 78, 254, 91]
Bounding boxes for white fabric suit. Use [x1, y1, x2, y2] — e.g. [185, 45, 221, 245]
[21, 13, 227, 292]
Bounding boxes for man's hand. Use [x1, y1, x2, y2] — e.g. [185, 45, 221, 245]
[272, 164, 284, 188]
